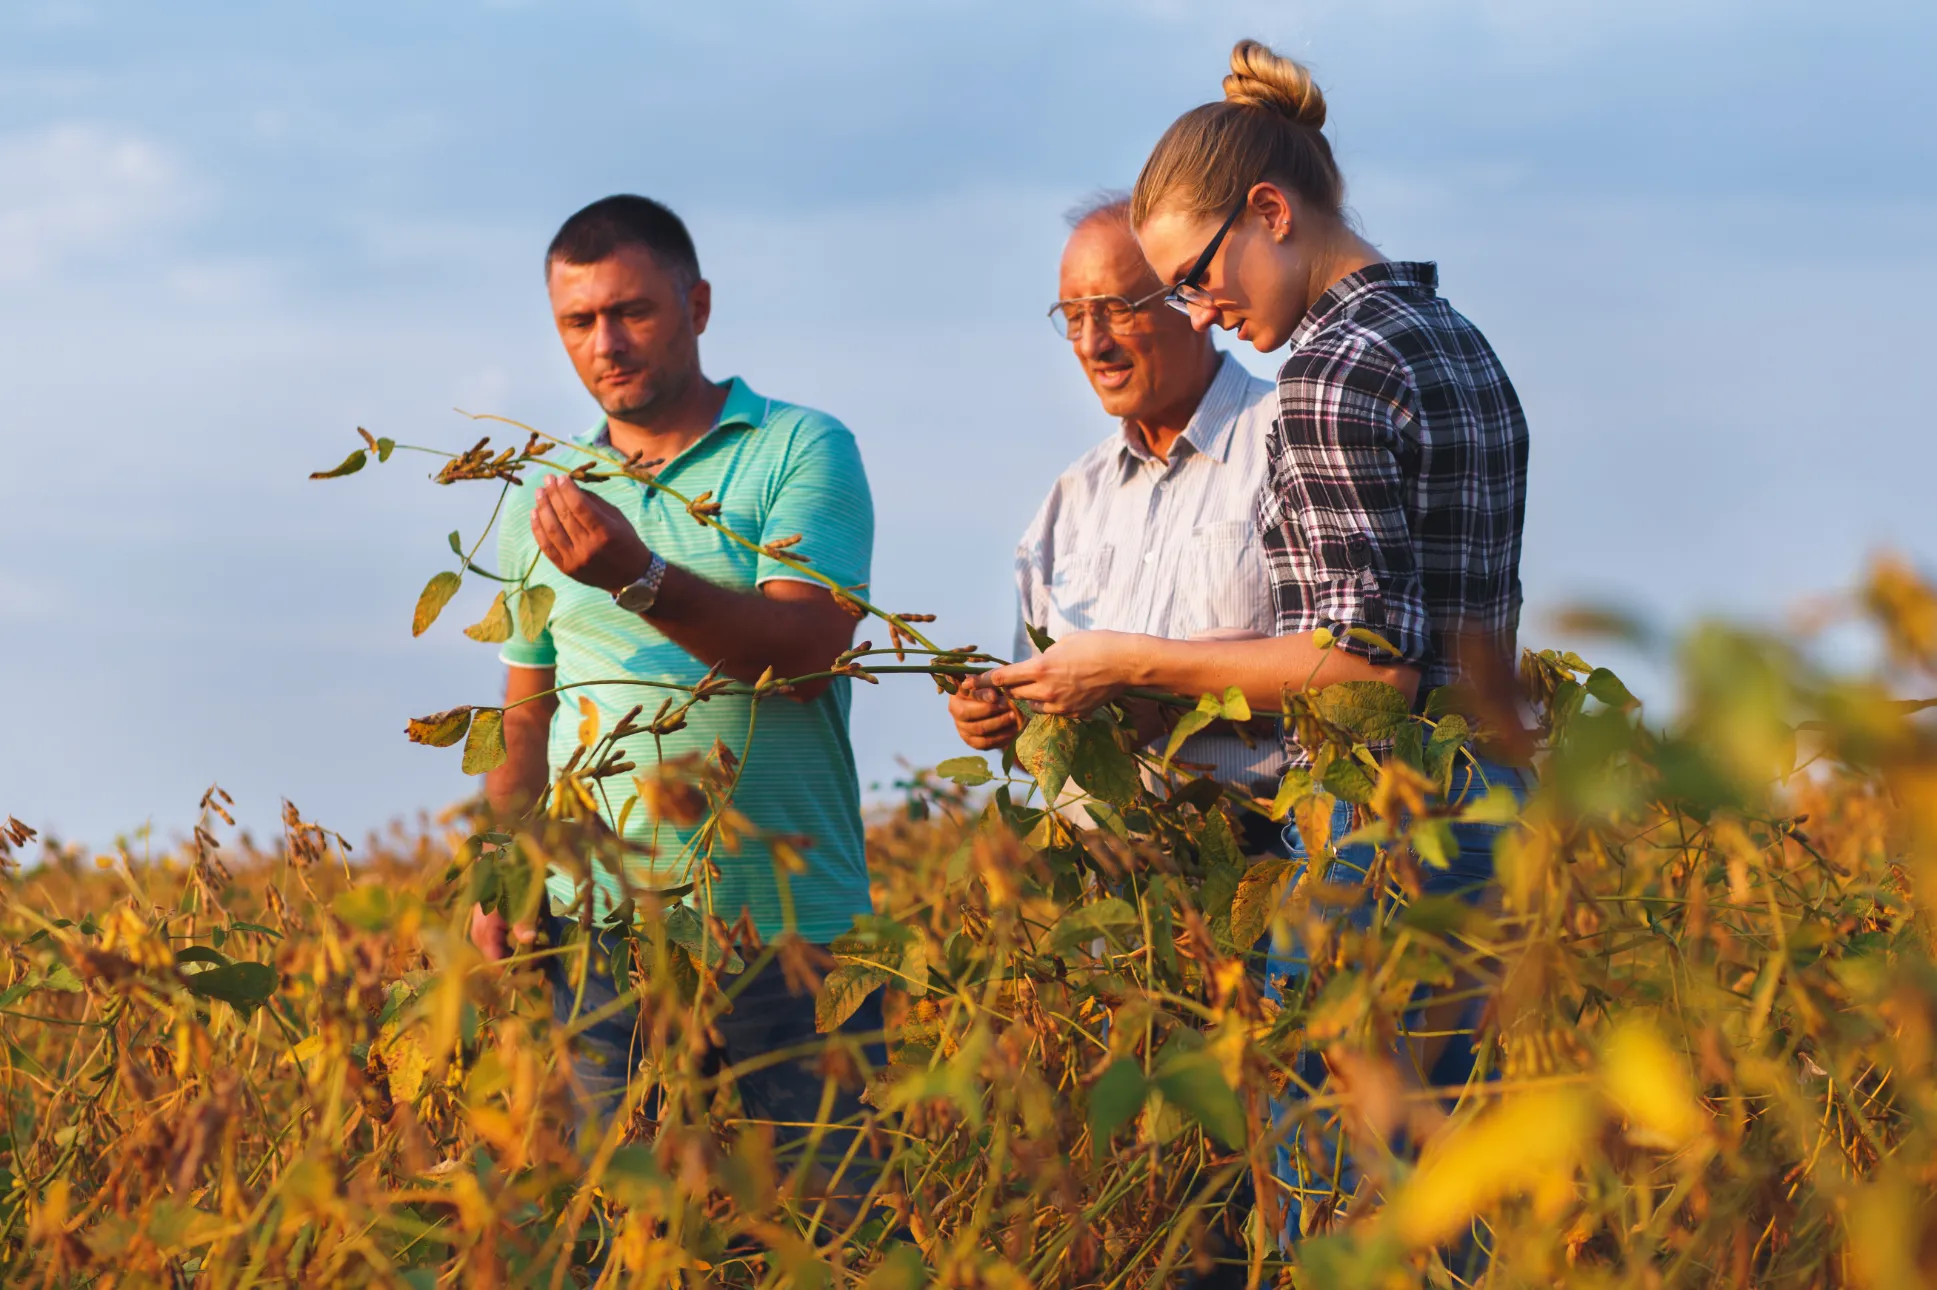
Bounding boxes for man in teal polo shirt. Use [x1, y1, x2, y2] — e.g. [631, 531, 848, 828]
[468, 195, 884, 1160]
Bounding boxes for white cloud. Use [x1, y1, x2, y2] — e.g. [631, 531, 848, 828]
[0, 124, 192, 282]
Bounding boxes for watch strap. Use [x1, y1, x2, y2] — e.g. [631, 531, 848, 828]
[613, 553, 668, 616]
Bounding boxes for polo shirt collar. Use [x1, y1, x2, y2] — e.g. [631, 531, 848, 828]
[1114, 350, 1248, 470]
[714, 375, 771, 431]
[1289, 260, 1439, 351]
[580, 375, 771, 451]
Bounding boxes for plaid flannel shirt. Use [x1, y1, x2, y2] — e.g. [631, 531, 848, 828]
[1259, 261, 1528, 759]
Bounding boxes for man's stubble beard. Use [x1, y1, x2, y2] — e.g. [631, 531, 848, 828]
[599, 357, 698, 427]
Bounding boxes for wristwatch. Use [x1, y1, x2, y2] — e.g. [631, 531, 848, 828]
[613, 552, 668, 617]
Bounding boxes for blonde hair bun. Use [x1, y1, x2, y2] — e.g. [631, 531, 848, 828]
[1222, 39, 1327, 129]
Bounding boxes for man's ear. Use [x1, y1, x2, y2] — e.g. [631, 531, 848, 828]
[688, 278, 713, 336]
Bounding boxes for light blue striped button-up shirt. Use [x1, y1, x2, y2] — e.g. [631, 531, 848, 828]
[1015, 353, 1286, 793]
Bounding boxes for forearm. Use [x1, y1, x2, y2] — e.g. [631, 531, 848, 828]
[486, 668, 558, 819]
[645, 568, 853, 698]
[1128, 634, 1420, 711]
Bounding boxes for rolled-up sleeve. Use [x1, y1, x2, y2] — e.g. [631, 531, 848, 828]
[1267, 332, 1431, 667]
[755, 423, 873, 596]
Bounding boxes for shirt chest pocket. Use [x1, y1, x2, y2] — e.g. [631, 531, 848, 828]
[1179, 520, 1271, 637]
[1044, 545, 1115, 637]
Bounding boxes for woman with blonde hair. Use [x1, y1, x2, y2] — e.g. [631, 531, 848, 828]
[981, 38, 1531, 1262]
[984, 37, 1528, 725]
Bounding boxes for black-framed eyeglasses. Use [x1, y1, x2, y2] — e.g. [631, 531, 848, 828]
[1046, 281, 1171, 340]
[1164, 193, 1249, 315]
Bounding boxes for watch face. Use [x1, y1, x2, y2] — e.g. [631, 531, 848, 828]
[616, 582, 654, 614]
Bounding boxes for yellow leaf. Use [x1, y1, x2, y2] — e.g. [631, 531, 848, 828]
[578, 695, 601, 747]
[462, 590, 513, 643]
[1390, 1088, 1595, 1247]
[1220, 685, 1251, 722]
[1845, 1171, 1935, 1290]
[381, 1027, 431, 1105]
[1602, 1018, 1704, 1146]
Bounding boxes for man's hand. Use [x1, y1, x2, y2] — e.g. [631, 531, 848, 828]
[469, 903, 535, 962]
[979, 630, 1143, 718]
[531, 474, 652, 593]
[949, 678, 1024, 750]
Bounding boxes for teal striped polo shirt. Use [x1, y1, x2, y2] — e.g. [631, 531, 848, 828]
[498, 376, 874, 943]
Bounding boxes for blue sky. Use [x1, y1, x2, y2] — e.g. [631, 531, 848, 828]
[3, 0, 1932, 848]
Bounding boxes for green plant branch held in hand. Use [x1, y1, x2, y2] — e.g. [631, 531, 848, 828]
[462, 409, 946, 657]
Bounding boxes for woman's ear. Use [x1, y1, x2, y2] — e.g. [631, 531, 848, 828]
[1247, 182, 1296, 241]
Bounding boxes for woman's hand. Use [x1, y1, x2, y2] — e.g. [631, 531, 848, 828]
[980, 630, 1145, 717]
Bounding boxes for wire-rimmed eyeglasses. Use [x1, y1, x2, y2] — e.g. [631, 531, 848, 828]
[1047, 282, 1171, 340]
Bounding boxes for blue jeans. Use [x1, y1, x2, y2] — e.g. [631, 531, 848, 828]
[539, 906, 891, 1201]
[1261, 756, 1528, 1240]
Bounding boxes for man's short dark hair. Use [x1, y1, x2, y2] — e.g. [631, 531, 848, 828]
[546, 195, 700, 287]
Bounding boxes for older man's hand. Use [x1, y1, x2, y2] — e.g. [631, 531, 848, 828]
[469, 903, 535, 962]
[948, 679, 1024, 750]
[531, 474, 653, 593]
[979, 630, 1142, 718]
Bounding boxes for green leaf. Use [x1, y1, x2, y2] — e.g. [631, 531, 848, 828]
[1153, 1048, 1246, 1149]
[406, 706, 473, 748]
[463, 591, 513, 643]
[468, 851, 502, 908]
[375, 437, 395, 462]
[936, 756, 993, 787]
[815, 962, 889, 1033]
[174, 946, 232, 969]
[1321, 754, 1377, 805]
[1412, 818, 1458, 870]
[662, 902, 742, 971]
[6, 1037, 50, 1080]
[1162, 694, 1222, 770]
[1458, 785, 1522, 824]
[1071, 722, 1139, 807]
[1313, 680, 1412, 742]
[1195, 806, 1243, 872]
[663, 903, 706, 954]
[448, 530, 464, 556]
[1014, 715, 1079, 803]
[181, 961, 278, 1008]
[413, 571, 462, 637]
[334, 885, 404, 932]
[1422, 685, 1472, 722]
[516, 584, 556, 643]
[1400, 895, 1472, 935]
[1392, 721, 1424, 770]
[861, 1244, 928, 1290]
[1023, 622, 1056, 654]
[1585, 667, 1639, 709]
[1048, 897, 1141, 955]
[1087, 1058, 1148, 1147]
[1229, 858, 1294, 949]
[309, 448, 366, 480]
[1424, 715, 1470, 787]
[461, 709, 506, 775]
[227, 921, 284, 941]
[1268, 768, 1315, 822]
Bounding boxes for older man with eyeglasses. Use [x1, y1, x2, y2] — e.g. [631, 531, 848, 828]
[948, 194, 1286, 842]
